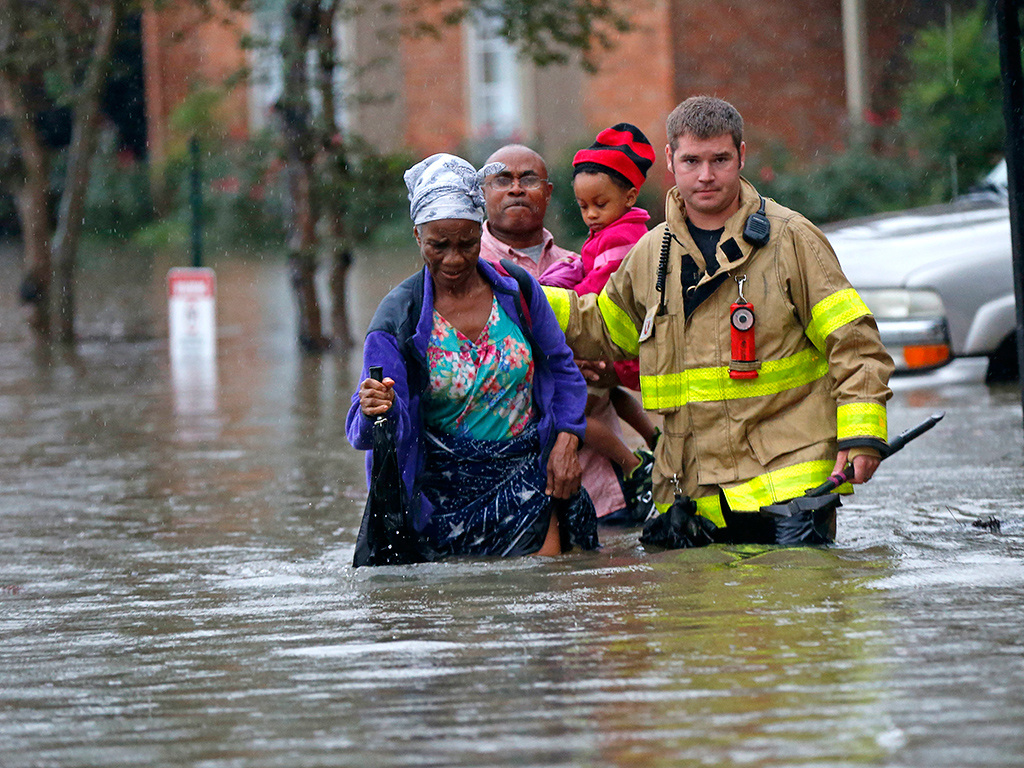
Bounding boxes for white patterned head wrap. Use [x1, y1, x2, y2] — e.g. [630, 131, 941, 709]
[404, 153, 505, 227]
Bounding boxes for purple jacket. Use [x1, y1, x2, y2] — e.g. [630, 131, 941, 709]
[346, 259, 588, 530]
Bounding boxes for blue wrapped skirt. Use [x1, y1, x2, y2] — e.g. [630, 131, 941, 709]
[419, 424, 598, 557]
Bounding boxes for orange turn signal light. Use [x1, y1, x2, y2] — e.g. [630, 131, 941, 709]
[903, 344, 950, 369]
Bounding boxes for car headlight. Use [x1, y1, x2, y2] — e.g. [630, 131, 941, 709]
[857, 288, 946, 319]
[857, 289, 951, 371]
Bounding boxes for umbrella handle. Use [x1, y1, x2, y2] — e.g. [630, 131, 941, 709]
[805, 411, 945, 498]
[368, 366, 388, 426]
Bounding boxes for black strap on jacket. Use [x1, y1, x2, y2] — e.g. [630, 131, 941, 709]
[655, 227, 731, 319]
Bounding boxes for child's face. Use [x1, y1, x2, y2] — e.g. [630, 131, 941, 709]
[573, 173, 639, 235]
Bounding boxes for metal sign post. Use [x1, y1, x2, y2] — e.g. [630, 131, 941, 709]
[190, 135, 204, 269]
[168, 134, 218, 428]
[995, 0, 1024, 424]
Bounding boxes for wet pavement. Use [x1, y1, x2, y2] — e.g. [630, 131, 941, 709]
[1, 242, 1023, 767]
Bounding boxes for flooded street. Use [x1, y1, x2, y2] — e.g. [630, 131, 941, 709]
[1, 242, 1023, 767]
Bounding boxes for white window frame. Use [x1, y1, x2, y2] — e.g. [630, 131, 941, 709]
[464, 13, 529, 142]
[247, 0, 350, 134]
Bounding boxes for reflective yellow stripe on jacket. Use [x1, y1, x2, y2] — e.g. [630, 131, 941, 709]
[541, 286, 640, 357]
[805, 288, 872, 352]
[654, 460, 854, 526]
[639, 347, 828, 410]
[542, 286, 571, 333]
[721, 459, 852, 511]
[837, 402, 887, 442]
[598, 290, 640, 357]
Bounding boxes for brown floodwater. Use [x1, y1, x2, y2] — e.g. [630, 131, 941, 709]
[1, 241, 1023, 767]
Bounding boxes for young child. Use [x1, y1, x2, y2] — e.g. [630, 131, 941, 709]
[571, 123, 660, 524]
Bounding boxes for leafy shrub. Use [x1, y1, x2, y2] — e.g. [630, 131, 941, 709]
[898, 2, 1005, 200]
[142, 130, 286, 248]
[83, 129, 153, 239]
[330, 136, 416, 245]
[749, 146, 933, 224]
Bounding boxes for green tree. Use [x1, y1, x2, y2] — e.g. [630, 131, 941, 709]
[399, 0, 629, 71]
[0, 0, 126, 341]
[0, 0, 247, 343]
[899, 2, 1005, 198]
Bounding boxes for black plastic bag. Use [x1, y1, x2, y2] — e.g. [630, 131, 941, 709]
[352, 415, 433, 567]
[640, 494, 718, 549]
[765, 493, 839, 546]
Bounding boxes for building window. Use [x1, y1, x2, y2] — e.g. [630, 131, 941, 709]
[247, 3, 284, 132]
[248, 0, 350, 134]
[465, 13, 525, 142]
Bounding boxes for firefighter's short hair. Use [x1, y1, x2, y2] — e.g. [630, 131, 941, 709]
[666, 96, 744, 153]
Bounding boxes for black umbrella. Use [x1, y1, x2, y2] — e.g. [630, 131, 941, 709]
[352, 367, 433, 568]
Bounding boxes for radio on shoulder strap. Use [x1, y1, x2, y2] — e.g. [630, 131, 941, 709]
[742, 196, 771, 247]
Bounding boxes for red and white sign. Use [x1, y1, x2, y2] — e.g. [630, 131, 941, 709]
[168, 267, 217, 362]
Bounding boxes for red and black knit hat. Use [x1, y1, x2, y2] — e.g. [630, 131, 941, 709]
[572, 123, 656, 190]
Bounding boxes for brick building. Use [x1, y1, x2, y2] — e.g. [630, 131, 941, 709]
[142, 3, 250, 165]
[142, 1, 970, 192]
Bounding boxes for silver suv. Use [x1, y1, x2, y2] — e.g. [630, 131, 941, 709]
[826, 162, 1017, 381]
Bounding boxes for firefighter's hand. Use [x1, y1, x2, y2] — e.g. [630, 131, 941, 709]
[832, 450, 881, 484]
[546, 432, 582, 499]
[359, 376, 395, 416]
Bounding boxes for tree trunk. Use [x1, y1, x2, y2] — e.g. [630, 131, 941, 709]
[316, 1, 353, 349]
[52, 1, 121, 343]
[328, 243, 354, 349]
[285, 152, 331, 351]
[14, 157, 52, 339]
[279, 0, 330, 352]
[0, 74, 53, 339]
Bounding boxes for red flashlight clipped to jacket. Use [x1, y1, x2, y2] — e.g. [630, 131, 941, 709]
[730, 275, 758, 379]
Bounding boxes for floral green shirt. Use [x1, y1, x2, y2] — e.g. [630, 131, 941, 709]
[422, 296, 534, 440]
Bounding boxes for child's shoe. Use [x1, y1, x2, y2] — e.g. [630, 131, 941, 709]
[621, 447, 655, 524]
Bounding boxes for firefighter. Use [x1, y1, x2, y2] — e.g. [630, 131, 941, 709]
[542, 96, 894, 545]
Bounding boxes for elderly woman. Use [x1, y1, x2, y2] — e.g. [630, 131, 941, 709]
[346, 154, 598, 559]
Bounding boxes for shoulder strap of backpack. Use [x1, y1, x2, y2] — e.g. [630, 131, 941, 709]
[496, 258, 533, 330]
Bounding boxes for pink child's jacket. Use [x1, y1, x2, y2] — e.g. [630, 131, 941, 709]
[574, 207, 650, 390]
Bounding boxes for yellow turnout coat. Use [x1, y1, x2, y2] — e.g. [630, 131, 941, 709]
[544, 179, 894, 528]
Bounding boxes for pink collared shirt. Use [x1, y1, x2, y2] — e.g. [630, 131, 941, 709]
[479, 222, 583, 288]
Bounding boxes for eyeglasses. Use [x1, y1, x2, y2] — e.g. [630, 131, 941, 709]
[486, 175, 549, 191]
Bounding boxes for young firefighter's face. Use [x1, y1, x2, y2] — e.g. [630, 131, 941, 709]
[666, 133, 745, 227]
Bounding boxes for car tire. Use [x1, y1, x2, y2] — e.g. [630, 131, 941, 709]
[986, 334, 1020, 383]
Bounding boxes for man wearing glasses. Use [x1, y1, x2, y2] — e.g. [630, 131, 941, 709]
[480, 144, 639, 523]
[479, 145, 583, 288]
